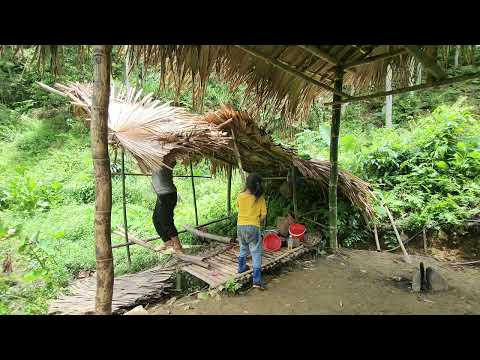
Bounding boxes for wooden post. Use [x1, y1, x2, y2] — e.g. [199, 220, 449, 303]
[291, 167, 298, 221]
[91, 45, 114, 315]
[120, 149, 132, 267]
[328, 67, 343, 251]
[226, 164, 232, 217]
[190, 161, 199, 226]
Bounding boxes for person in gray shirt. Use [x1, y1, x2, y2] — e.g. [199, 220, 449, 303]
[151, 159, 183, 253]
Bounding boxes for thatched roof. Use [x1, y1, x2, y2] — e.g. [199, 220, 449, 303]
[40, 81, 375, 219]
[126, 45, 452, 123]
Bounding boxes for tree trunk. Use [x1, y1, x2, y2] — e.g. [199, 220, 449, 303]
[454, 45, 460, 67]
[385, 64, 393, 128]
[329, 67, 343, 251]
[91, 45, 114, 315]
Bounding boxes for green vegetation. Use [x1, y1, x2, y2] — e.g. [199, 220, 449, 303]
[1, 46, 479, 314]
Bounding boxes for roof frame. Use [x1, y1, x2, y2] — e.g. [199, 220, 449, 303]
[235, 45, 352, 99]
[324, 71, 480, 106]
[298, 45, 357, 75]
[404, 45, 447, 80]
[342, 48, 407, 69]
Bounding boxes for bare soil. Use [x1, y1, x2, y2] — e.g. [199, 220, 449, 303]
[148, 249, 480, 315]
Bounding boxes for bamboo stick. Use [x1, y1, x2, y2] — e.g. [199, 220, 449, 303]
[291, 167, 298, 221]
[120, 149, 132, 267]
[183, 225, 232, 244]
[113, 228, 210, 269]
[91, 45, 114, 315]
[230, 128, 246, 184]
[190, 161, 199, 226]
[226, 164, 232, 217]
[383, 205, 411, 263]
[373, 225, 381, 252]
[423, 229, 428, 254]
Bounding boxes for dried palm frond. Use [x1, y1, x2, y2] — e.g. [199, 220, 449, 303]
[42, 81, 230, 171]
[39, 82, 375, 218]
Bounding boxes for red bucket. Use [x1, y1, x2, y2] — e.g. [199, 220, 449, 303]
[289, 223, 306, 241]
[263, 232, 282, 252]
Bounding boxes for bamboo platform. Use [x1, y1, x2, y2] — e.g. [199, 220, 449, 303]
[181, 234, 321, 288]
[48, 234, 320, 314]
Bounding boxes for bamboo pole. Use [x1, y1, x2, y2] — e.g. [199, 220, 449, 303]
[183, 225, 232, 244]
[328, 67, 343, 251]
[423, 229, 428, 254]
[111, 172, 211, 178]
[291, 167, 298, 221]
[324, 72, 480, 106]
[230, 128, 246, 184]
[190, 161, 199, 226]
[373, 225, 381, 252]
[383, 205, 411, 263]
[226, 164, 232, 216]
[91, 45, 114, 315]
[120, 149, 132, 267]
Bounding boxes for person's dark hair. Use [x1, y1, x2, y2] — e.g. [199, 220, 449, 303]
[244, 173, 264, 200]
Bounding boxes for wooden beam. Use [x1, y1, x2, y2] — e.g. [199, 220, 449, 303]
[404, 46, 447, 80]
[236, 45, 351, 99]
[342, 49, 407, 69]
[298, 45, 338, 66]
[324, 72, 480, 106]
[91, 45, 114, 315]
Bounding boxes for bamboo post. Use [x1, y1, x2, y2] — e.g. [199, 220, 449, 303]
[190, 161, 199, 226]
[328, 67, 343, 251]
[291, 167, 298, 221]
[121, 149, 132, 267]
[226, 164, 232, 217]
[176, 270, 183, 292]
[91, 45, 114, 315]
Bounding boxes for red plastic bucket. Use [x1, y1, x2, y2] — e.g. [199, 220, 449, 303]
[289, 223, 306, 241]
[263, 232, 282, 252]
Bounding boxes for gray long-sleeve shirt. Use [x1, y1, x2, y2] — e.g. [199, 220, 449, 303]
[152, 166, 176, 195]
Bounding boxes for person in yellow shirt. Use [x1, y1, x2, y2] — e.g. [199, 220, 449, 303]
[236, 173, 267, 290]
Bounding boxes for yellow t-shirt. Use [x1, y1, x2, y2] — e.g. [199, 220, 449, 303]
[236, 192, 267, 227]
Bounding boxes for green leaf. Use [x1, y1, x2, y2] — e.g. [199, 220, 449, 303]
[436, 161, 448, 170]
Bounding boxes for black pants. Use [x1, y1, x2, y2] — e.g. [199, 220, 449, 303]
[152, 192, 178, 242]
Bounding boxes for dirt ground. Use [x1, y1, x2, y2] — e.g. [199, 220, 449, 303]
[147, 249, 480, 315]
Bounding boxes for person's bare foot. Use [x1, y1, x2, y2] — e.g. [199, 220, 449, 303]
[170, 237, 184, 253]
[157, 240, 174, 251]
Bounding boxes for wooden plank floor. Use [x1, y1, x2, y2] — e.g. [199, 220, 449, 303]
[182, 235, 321, 288]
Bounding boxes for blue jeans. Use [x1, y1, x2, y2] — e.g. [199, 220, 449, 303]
[237, 225, 262, 269]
